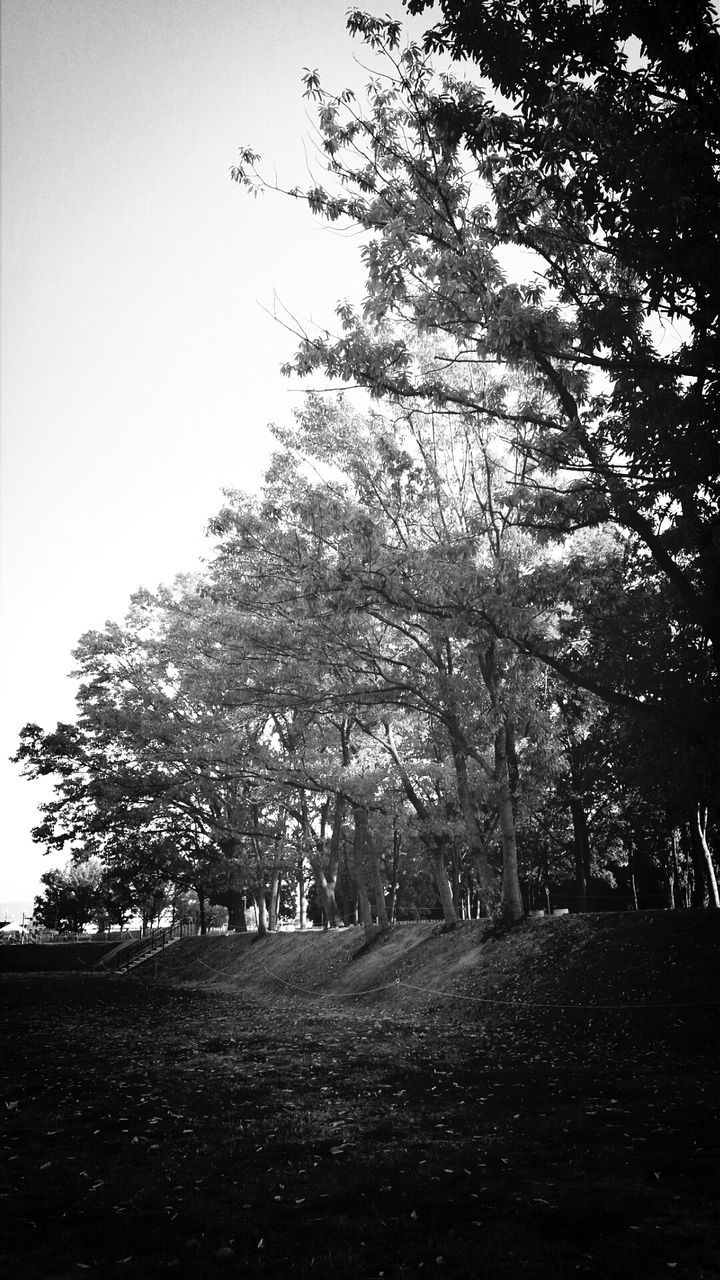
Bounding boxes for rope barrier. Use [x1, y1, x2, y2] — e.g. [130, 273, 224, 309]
[142, 941, 720, 1014]
[395, 978, 719, 1011]
[189, 955, 399, 998]
[258, 960, 719, 1012]
[258, 960, 400, 999]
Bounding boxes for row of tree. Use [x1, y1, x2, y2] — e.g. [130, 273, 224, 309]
[29, 857, 232, 937]
[17, 2, 720, 933]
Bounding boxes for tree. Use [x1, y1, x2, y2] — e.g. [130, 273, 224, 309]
[406, 0, 720, 669]
[233, 9, 720, 742]
[32, 858, 105, 933]
[230, 8, 719, 905]
[14, 584, 274, 934]
[208, 391, 584, 924]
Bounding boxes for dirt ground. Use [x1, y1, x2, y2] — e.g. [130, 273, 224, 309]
[1, 914, 718, 1279]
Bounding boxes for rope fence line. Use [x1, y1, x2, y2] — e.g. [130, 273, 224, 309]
[191, 956, 399, 997]
[258, 960, 720, 1012]
[137, 948, 720, 1014]
[397, 978, 720, 1011]
[182, 956, 251, 983]
[258, 961, 400, 999]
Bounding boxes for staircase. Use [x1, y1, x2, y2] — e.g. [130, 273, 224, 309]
[97, 920, 193, 974]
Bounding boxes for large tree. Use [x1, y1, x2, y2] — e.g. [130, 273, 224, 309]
[208, 392, 586, 924]
[407, 0, 720, 643]
[32, 858, 105, 933]
[232, 7, 720, 741]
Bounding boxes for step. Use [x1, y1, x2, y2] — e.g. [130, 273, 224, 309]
[124, 933, 186, 972]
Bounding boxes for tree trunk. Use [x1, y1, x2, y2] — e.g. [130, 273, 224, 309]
[696, 807, 720, 908]
[197, 891, 207, 936]
[666, 829, 677, 910]
[268, 869, 280, 931]
[429, 846, 458, 926]
[221, 888, 247, 933]
[447, 717, 499, 911]
[495, 724, 524, 925]
[327, 793, 344, 909]
[339, 841, 358, 925]
[388, 819, 401, 924]
[302, 793, 342, 927]
[383, 720, 457, 926]
[254, 891, 268, 937]
[366, 821, 390, 931]
[350, 806, 376, 940]
[296, 855, 306, 928]
[687, 819, 710, 907]
[626, 835, 639, 910]
[450, 844, 463, 916]
[309, 859, 340, 927]
[473, 643, 523, 924]
[570, 793, 590, 911]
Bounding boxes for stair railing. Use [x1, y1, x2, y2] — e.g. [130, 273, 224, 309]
[99, 920, 193, 974]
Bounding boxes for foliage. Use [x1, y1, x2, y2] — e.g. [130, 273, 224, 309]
[233, 7, 719, 733]
[32, 857, 105, 933]
[12, 6, 720, 919]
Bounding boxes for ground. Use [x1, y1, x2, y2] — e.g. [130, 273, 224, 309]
[1, 913, 718, 1279]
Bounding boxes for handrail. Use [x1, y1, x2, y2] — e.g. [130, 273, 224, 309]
[96, 932, 146, 968]
[100, 920, 193, 973]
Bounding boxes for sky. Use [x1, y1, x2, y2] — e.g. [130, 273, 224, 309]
[0, 0, 432, 911]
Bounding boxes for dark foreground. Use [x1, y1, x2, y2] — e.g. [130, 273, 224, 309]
[1, 972, 718, 1279]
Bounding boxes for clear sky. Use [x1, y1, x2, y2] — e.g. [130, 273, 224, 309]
[1, 0, 430, 910]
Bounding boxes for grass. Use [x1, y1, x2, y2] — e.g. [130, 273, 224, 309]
[1, 915, 718, 1278]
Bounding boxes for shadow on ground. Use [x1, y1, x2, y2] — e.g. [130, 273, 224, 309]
[1, 914, 718, 1278]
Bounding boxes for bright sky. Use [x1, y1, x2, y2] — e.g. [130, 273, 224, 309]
[0, 0, 431, 910]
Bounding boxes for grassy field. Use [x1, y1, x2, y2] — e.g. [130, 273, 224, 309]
[1, 913, 718, 1279]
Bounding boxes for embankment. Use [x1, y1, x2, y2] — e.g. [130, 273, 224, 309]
[137, 911, 719, 1054]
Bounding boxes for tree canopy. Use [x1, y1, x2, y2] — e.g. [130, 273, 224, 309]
[14, 5, 720, 931]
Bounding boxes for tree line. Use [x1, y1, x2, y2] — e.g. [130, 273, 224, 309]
[15, 2, 719, 934]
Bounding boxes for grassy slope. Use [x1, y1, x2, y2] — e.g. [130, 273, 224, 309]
[148, 909, 719, 997]
[2, 911, 718, 1279]
[146, 912, 719, 1053]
